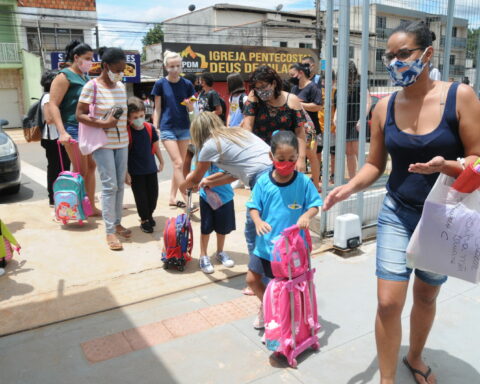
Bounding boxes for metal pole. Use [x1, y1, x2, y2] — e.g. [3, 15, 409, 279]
[475, 32, 480, 97]
[320, 0, 334, 236]
[441, 0, 455, 81]
[357, 0, 370, 222]
[36, 19, 46, 68]
[334, 0, 349, 189]
[95, 25, 100, 49]
[316, 0, 322, 58]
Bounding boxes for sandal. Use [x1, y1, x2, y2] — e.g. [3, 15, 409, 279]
[107, 238, 123, 251]
[242, 287, 254, 296]
[403, 356, 433, 384]
[115, 226, 132, 238]
[169, 200, 186, 208]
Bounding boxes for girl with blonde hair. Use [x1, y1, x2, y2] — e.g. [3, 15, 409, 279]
[151, 50, 195, 208]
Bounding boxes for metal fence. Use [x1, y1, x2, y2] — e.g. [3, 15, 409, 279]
[318, 0, 480, 236]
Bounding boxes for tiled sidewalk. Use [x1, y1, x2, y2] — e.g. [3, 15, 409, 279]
[1, 241, 479, 383]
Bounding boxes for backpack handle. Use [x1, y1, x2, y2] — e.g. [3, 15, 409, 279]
[57, 139, 81, 172]
[281, 225, 312, 252]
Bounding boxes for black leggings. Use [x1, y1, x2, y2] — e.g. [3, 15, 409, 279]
[131, 172, 159, 220]
[41, 139, 71, 205]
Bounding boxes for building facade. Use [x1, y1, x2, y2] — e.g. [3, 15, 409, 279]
[162, 4, 317, 50]
[0, 0, 97, 128]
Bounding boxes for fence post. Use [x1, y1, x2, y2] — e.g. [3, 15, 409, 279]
[357, 0, 370, 224]
[475, 31, 480, 97]
[441, 0, 456, 81]
[334, 0, 349, 194]
[320, 0, 334, 236]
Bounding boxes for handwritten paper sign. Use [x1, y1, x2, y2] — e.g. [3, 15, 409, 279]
[407, 175, 480, 283]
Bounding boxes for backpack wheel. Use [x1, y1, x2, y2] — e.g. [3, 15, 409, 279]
[62, 220, 67, 225]
[79, 220, 84, 226]
[178, 265, 184, 272]
[291, 359, 298, 368]
[163, 263, 169, 270]
[312, 342, 320, 351]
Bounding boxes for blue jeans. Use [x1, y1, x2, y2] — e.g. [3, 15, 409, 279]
[376, 194, 447, 286]
[160, 129, 190, 141]
[92, 147, 128, 234]
[65, 124, 79, 141]
[244, 167, 272, 257]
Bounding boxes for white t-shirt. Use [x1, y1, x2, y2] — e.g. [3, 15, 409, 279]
[41, 93, 59, 140]
[197, 131, 271, 185]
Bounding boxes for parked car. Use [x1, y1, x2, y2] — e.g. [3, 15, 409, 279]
[0, 119, 21, 194]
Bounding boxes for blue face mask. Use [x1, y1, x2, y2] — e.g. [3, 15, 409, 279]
[385, 49, 427, 87]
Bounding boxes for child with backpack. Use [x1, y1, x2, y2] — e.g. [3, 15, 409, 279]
[246, 130, 322, 329]
[183, 144, 236, 274]
[125, 97, 164, 233]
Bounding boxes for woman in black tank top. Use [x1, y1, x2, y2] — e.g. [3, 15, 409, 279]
[323, 21, 480, 384]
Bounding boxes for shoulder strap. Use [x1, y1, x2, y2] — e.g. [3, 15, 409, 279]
[144, 122, 155, 154]
[127, 124, 132, 149]
[92, 79, 98, 106]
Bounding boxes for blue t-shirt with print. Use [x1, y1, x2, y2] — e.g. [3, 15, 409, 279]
[151, 77, 194, 131]
[246, 171, 322, 260]
[199, 164, 234, 205]
[128, 123, 159, 175]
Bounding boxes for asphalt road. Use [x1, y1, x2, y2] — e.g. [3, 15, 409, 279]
[0, 142, 174, 205]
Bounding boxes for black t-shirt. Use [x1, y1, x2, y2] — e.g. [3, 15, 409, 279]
[198, 89, 226, 122]
[291, 82, 323, 133]
[128, 124, 159, 175]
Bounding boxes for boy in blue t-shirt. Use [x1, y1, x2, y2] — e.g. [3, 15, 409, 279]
[184, 145, 236, 274]
[246, 131, 322, 329]
[126, 97, 164, 233]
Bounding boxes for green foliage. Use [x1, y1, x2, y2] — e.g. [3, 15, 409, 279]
[141, 24, 164, 61]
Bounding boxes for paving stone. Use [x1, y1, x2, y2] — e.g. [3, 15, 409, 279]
[81, 333, 133, 364]
[122, 322, 174, 350]
[162, 311, 211, 338]
[198, 301, 248, 326]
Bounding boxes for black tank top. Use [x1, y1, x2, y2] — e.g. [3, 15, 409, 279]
[385, 82, 464, 211]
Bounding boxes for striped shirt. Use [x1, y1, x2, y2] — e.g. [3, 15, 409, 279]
[79, 79, 128, 149]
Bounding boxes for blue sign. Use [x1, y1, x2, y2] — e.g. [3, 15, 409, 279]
[50, 52, 141, 83]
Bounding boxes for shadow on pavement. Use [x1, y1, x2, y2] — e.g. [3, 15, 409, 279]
[0, 282, 179, 383]
[346, 346, 480, 384]
[0, 259, 34, 301]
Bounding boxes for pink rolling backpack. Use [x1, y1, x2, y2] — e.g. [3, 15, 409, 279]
[263, 225, 320, 367]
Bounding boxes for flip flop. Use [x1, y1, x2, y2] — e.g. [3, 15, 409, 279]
[169, 200, 186, 208]
[115, 227, 132, 238]
[242, 287, 254, 296]
[403, 356, 433, 384]
[107, 239, 123, 251]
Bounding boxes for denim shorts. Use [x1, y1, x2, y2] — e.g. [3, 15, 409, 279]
[376, 194, 447, 286]
[248, 254, 274, 278]
[65, 124, 79, 141]
[160, 129, 190, 141]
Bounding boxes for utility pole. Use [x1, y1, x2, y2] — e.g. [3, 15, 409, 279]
[315, 0, 322, 58]
[95, 26, 99, 49]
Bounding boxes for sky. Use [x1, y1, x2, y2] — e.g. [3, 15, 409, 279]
[95, 0, 480, 51]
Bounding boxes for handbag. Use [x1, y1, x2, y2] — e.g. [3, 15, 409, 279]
[406, 173, 480, 283]
[78, 80, 108, 155]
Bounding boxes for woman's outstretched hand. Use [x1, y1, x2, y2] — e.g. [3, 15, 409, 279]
[408, 156, 445, 175]
[323, 184, 354, 211]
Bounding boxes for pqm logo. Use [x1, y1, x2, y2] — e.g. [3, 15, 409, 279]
[180, 46, 209, 72]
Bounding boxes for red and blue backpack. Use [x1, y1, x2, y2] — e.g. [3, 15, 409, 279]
[161, 213, 193, 271]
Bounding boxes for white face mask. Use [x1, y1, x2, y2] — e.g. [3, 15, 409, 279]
[107, 69, 123, 83]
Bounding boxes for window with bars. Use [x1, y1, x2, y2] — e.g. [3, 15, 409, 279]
[376, 48, 385, 62]
[376, 16, 386, 29]
[26, 27, 84, 54]
[299, 42, 313, 48]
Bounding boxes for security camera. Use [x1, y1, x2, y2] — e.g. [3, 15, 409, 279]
[188, 4, 196, 12]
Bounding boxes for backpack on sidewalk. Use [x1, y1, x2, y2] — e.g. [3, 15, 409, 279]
[0, 220, 21, 268]
[263, 225, 320, 367]
[161, 192, 193, 272]
[22, 94, 45, 143]
[53, 141, 92, 225]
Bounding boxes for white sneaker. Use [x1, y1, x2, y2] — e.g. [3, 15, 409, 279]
[253, 304, 264, 329]
[216, 251, 234, 267]
[199, 256, 214, 274]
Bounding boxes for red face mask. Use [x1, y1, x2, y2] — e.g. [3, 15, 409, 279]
[273, 160, 296, 176]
